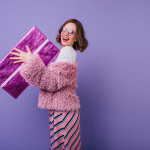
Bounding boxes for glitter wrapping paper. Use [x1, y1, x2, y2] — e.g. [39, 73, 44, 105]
[0, 26, 60, 99]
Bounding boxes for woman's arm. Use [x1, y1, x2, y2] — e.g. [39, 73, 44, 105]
[20, 53, 77, 92]
[9, 45, 77, 92]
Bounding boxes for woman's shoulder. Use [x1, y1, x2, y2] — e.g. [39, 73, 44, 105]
[55, 46, 77, 64]
[61, 46, 76, 55]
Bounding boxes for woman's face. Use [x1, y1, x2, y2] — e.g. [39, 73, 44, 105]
[61, 22, 77, 48]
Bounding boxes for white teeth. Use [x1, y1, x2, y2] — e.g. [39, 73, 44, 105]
[63, 37, 69, 40]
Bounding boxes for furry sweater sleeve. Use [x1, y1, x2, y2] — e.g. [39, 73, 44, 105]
[20, 53, 78, 92]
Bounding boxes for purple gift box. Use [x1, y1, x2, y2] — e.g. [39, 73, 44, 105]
[0, 26, 60, 99]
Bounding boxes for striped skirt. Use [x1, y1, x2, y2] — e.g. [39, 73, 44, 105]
[49, 109, 81, 150]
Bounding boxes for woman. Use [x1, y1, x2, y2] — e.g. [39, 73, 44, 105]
[9, 19, 88, 150]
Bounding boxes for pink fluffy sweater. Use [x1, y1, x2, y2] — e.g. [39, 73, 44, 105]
[20, 53, 80, 110]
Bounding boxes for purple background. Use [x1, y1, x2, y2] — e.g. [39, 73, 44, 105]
[0, 0, 150, 150]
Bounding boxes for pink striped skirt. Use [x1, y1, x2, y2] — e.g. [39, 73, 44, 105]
[49, 109, 81, 150]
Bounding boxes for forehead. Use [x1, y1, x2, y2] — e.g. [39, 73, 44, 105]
[64, 22, 77, 32]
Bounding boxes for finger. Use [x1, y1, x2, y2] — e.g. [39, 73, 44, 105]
[9, 57, 23, 60]
[13, 60, 24, 63]
[26, 45, 32, 53]
[9, 52, 21, 56]
[13, 48, 24, 53]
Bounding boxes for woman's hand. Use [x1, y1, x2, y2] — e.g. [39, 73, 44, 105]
[9, 45, 32, 63]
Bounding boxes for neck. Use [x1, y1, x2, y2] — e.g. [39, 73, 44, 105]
[61, 45, 73, 48]
[62, 44, 65, 48]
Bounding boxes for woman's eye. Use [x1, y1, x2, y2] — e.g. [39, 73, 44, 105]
[62, 27, 66, 32]
[68, 30, 74, 35]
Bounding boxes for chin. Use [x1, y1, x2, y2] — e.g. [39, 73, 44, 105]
[61, 42, 70, 47]
[61, 43, 67, 48]
[61, 43, 66, 46]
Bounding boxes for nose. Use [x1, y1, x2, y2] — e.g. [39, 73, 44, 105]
[63, 29, 69, 36]
[64, 31, 69, 36]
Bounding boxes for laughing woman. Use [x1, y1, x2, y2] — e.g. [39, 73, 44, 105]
[9, 19, 88, 150]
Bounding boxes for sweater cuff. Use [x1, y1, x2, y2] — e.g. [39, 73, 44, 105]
[20, 53, 46, 85]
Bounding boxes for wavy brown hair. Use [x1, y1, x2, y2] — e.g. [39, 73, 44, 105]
[56, 19, 88, 52]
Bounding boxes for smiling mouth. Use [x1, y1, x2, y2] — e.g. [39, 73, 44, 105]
[62, 36, 69, 42]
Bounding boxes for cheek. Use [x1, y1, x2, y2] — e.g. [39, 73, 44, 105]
[70, 35, 76, 40]
[61, 32, 63, 37]
[60, 32, 63, 41]
[70, 35, 76, 41]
